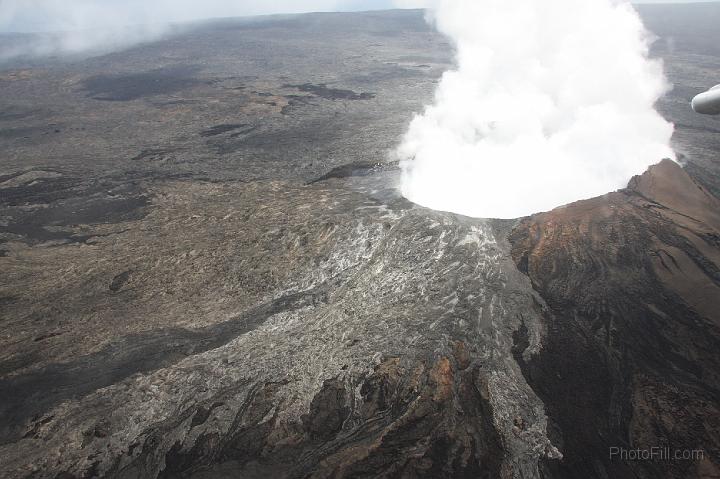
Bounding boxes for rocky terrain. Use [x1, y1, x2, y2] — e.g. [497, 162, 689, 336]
[511, 159, 720, 479]
[0, 5, 719, 479]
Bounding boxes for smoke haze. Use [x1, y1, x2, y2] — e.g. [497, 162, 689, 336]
[397, 0, 675, 219]
[0, 0, 399, 61]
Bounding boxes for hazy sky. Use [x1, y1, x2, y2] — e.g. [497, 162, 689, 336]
[0, 0, 717, 61]
[1, 0, 718, 33]
[0, 0, 395, 33]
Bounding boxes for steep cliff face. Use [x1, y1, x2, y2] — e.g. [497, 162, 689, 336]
[510, 160, 720, 479]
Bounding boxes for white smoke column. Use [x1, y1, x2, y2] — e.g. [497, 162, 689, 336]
[397, 0, 675, 219]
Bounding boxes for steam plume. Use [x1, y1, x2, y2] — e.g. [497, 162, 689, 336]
[397, 0, 675, 219]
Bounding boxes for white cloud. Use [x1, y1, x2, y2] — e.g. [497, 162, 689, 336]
[396, 0, 675, 219]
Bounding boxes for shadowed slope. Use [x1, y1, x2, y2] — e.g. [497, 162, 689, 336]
[510, 160, 720, 479]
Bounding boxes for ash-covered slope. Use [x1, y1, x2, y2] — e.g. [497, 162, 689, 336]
[510, 160, 720, 479]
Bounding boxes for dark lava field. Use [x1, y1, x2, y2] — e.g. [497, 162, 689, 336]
[1, 5, 720, 479]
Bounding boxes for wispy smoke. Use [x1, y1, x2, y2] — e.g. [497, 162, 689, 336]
[397, 0, 675, 219]
[0, 0, 376, 62]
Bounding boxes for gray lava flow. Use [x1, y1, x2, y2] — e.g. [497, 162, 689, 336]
[1, 6, 720, 479]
